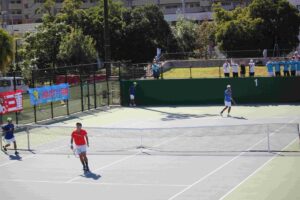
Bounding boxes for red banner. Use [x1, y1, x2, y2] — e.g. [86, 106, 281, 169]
[0, 90, 23, 114]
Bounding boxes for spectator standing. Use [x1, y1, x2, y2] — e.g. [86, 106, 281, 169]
[283, 57, 290, 77]
[223, 60, 230, 78]
[290, 57, 297, 77]
[231, 60, 239, 78]
[240, 62, 246, 78]
[249, 59, 255, 77]
[151, 59, 160, 79]
[129, 82, 137, 107]
[274, 58, 281, 77]
[266, 59, 274, 77]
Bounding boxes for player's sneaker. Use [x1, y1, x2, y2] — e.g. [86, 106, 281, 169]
[15, 151, 19, 156]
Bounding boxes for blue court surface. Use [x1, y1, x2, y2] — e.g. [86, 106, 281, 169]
[0, 105, 299, 200]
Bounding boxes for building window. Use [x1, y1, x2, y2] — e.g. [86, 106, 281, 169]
[24, 3, 28, 8]
[165, 5, 178, 9]
[11, 10, 22, 14]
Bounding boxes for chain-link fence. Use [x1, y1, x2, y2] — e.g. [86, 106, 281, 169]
[3, 62, 122, 124]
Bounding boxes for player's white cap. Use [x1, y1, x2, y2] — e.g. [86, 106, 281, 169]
[7, 117, 12, 121]
[227, 85, 231, 88]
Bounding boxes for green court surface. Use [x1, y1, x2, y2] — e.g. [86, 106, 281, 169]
[0, 105, 299, 200]
[223, 140, 300, 200]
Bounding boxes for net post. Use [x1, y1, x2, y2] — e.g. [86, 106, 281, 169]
[267, 124, 270, 153]
[26, 127, 30, 151]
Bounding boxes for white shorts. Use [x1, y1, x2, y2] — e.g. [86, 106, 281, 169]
[224, 101, 231, 107]
[75, 145, 87, 154]
[5, 137, 16, 144]
[130, 94, 135, 100]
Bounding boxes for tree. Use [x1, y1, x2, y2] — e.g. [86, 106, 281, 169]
[213, 0, 300, 57]
[195, 21, 216, 58]
[172, 18, 198, 53]
[58, 28, 97, 65]
[0, 29, 13, 72]
[21, 22, 69, 70]
[120, 4, 178, 62]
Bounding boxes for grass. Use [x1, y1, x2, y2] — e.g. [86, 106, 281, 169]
[163, 66, 269, 79]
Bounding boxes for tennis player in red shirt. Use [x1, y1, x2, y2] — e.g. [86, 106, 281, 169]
[70, 122, 90, 172]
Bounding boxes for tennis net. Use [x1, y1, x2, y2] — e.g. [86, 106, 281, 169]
[1, 123, 299, 155]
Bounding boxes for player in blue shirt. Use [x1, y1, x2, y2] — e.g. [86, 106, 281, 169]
[290, 57, 297, 77]
[129, 82, 137, 107]
[220, 85, 235, 117]
[2, 117, 19, 155]
[283, 57, 290, 77]
[274, 58, 281, 77]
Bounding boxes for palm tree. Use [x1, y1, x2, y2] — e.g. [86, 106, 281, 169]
[0, 29, 13, 72]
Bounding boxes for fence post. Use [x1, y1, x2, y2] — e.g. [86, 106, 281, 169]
[267, 125, 270, 153]
[93, 64, 97, 109]
[50, 69, 54, 119]
[32, 70, 37, 123]
[13, 71, 18, 124]
[105, 62, 110, 106]
[219, 65, 221, 78]
[65, 69, 70, 115]
[189, 65, 192, 79]
[79, 68, 84, 112]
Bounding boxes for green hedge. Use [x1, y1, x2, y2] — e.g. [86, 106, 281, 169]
[121, 77, 300, 106]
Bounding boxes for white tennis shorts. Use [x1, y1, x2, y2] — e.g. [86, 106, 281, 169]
[130, 94, 135, 100]
[75, 145, 87, 154]
[224, 101, 231, 107]
[5, 137, 16, 144]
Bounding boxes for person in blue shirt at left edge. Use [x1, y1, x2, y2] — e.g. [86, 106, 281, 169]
[2, 117, 19, 155]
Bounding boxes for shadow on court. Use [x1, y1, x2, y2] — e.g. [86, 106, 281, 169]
[9, 154, 22, 161]
[139, 107, 220, 121]
[80, 171, 101, 180]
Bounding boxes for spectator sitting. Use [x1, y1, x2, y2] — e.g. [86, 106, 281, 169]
[223, 60, 230, 78]
[283, 57, 290, 77]
[249, 59, 255, 77]
[231, 60, 239, 78]
[151, 59, 160, 79]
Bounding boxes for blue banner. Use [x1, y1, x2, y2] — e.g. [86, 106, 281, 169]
[28, 84, 70, 106]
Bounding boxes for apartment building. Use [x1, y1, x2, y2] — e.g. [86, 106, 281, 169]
[0, 0, 299, 27]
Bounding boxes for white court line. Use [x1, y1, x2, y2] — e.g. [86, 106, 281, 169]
[219, 137, 299, 200]
[0, 178, 188, 187]
[167, 120, 296, 200]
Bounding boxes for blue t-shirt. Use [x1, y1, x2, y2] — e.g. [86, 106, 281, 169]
[283, 61, 290, 71]
[152, 64, 159, 72]
[2, 124, 14, 140]
[274, 61, 281, 72]
[290, 60, 297, 71]
[266, 61, 273, 72]
[224, 89, 231, 102]
[129, 85, 136, 95]
[297, 61, 300, 71]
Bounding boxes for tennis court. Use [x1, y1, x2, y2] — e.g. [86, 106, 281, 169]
[0, 105, 299, 200]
